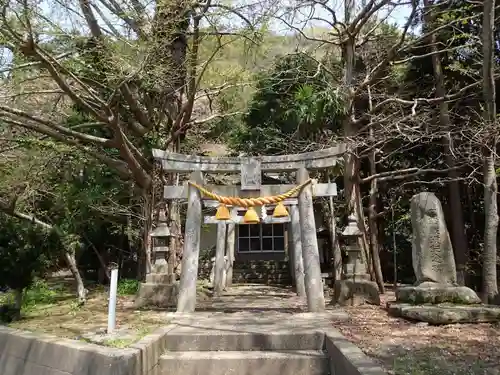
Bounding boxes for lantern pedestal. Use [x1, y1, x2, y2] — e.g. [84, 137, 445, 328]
[330, 214, 380, 306]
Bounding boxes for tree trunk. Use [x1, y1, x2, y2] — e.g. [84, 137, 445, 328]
[342, 0, 370, 269]
[13, 288, 22, 320]
[328, 193, 342, 283]
[482, 155, 498, 302]
[424, 0, 468, 285]
[139, 188, 153, 280]
[167, 142, 182, 277]
[368, 161, 384, 292]
[447, 160, 468, 285]
[481, 0, 498, 303]
[168, 200, 180, 277]
[367, 86, 384, 293]
[148, 0, 190, 281]
[64, 250, 87, 304]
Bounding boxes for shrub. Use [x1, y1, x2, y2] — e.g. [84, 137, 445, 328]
[0, 213, 62, 315]
[117, 278, 139, 296]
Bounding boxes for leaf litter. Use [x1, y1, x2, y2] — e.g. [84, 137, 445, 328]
[332, 290, 500, 375]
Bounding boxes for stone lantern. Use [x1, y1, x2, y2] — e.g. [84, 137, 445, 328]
[331, 213, 380, 306]
[134, 208, 179, 308]
[150, 209, 171, 276]
[342, 214, 369, 280]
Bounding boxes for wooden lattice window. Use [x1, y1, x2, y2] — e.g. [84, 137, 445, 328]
[237, 223, 285, 253]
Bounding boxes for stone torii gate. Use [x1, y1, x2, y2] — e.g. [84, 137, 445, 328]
[152, 145, 345, 313]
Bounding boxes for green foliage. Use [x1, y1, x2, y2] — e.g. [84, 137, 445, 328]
[117, 278, 140, 296]
[0, 214, 62, 291]
[230, 53, 345, 155]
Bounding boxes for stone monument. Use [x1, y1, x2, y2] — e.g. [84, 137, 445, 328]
[411, 192, 457, 285]
[331, 214, 380, 306]
[388, 192, 500, 324]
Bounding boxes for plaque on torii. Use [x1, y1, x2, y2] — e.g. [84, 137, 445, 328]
[149, 145, 345, 313]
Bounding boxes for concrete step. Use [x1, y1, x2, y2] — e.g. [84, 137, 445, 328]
[164, 329, 325, 351]
[159, 350, 329, 375]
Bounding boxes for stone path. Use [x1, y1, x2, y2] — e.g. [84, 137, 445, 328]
[197, 284, 309, 313]
[155, 284, 348, 323]
[134, 284, 348, 330]
[162, 309, 347, 334]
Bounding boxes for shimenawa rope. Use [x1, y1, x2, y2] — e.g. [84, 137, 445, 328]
[188, 179, 312, 208]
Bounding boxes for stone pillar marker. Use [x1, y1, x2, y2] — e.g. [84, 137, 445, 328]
[213, 222, 227, 296]
[177, 171, 203, 313]
[225, 222, 235, 287]
[290, 204, 306, 297]
[297, 167, 325, 312]
[410, 192, 456, 285]
[386, 192, 498, 325]
[332, 214, 380, 306]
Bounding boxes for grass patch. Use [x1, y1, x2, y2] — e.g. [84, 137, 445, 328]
[102, 338, 136, 348]
[0, 279, 72, 311]
[101, 326, 154, 348]
[5, 277, 164, 347]
[23, 279, 71, 311]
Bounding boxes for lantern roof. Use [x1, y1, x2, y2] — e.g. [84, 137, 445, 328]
[342, 214, 361, 237]
[151, 223, 171, 237]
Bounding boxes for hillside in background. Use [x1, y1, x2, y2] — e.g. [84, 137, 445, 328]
[188, 28, 336, 153]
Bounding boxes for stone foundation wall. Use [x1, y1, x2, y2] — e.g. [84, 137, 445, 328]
[233, 260, 292, 285]
[0, 326, 137, 375]
[198, 260, 292, 286]
[0, 325, 172, 375]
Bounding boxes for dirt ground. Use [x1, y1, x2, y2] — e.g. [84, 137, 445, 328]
[333, 290, 500, 375]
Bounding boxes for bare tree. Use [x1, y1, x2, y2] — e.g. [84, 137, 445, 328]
[480, 0, 498, 303]
[272, 0, 490, 289]
[0, 0, 261, 276]
[422, 0, 468, 285]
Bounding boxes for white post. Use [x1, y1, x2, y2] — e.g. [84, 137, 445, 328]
[107, 267, 119, 333]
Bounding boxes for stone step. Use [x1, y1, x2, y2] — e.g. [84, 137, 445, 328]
[159, 350, 329, 375]
[164, 329, 325, 351]
[231, 269, 291, 275]
[231, 280, 292, 285]
[232, 276, 291, 280]
[232, 264, 290, 269]
[232, 271, 291, 276]
[232, 270, 290, 275]
[231, 273, 291, 279]
[233, 261, 290, 270]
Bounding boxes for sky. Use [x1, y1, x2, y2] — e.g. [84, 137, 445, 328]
[0, 0, 415, 75]
[35, 0, 415, 36]
[269, 0, 413, 34]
